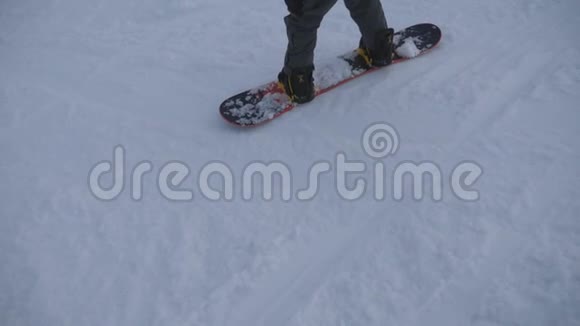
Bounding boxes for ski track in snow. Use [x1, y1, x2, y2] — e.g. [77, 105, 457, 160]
[1, 0, 580, 325]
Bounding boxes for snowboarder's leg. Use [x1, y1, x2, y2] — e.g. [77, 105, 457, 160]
[344, 0, 394, 66]
[283, 0, 338, 72]
[280, 0, 338, 103]
[343, 0, 388, 48]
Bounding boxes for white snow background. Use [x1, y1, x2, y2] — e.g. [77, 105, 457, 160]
[1, 0, 580, 325]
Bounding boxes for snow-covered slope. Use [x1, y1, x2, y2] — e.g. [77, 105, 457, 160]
[1, 0, 579, 325]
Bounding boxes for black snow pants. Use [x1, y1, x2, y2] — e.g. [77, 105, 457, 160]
[283, 0, 388, 72]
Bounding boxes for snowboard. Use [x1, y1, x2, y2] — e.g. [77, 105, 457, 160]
[219, 23, 441, 127]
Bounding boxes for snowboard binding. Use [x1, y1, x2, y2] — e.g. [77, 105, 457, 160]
[277, 66, 316, 104]
[357, 28, 396, 67]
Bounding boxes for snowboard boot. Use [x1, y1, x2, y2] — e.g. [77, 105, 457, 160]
[357, 28, 395, 67]
[278, 66, 315, 104]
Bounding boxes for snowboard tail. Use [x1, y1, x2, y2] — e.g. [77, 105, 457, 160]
[219, 23, 442, 127]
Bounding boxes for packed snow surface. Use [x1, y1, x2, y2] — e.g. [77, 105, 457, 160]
[1, 0, 580, 325]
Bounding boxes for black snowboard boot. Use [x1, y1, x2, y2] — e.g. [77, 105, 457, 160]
[358, 28, 395, 67]
[278, 66, 315, 104]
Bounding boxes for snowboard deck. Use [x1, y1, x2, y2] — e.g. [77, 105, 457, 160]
[219, 23, 441, 127]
